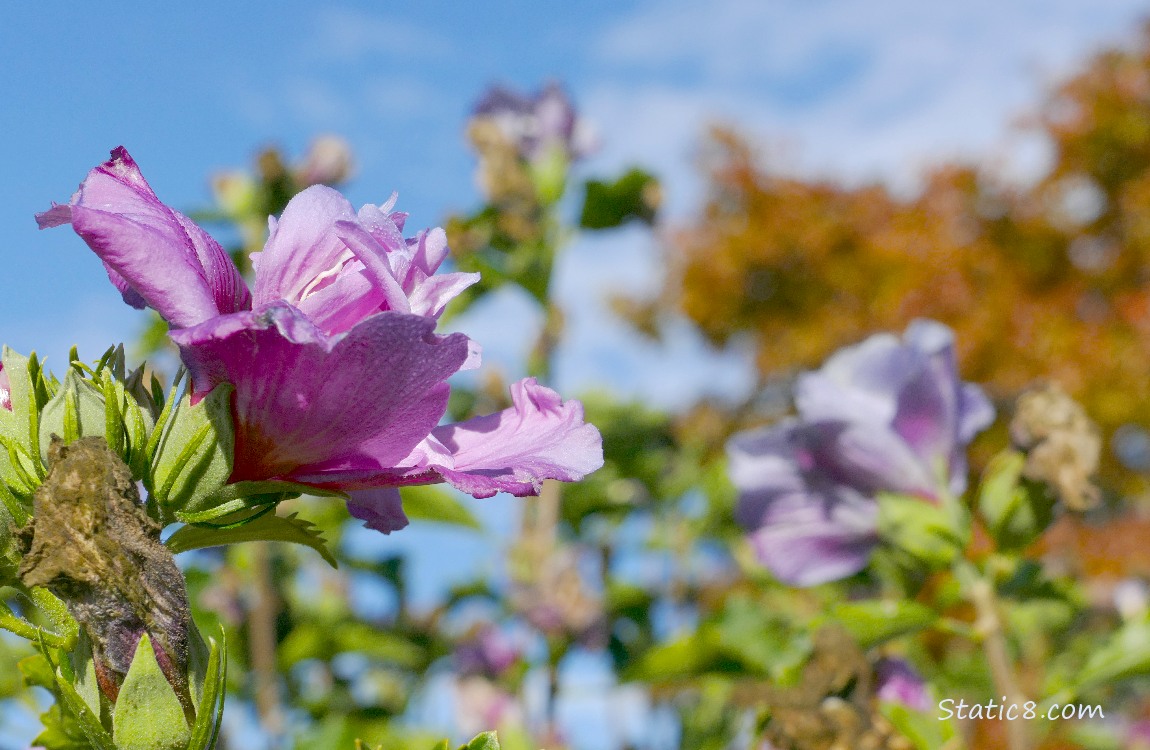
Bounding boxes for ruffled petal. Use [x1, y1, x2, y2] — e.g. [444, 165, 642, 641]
[170, 303, 470, 484]
[347, 488, 409, 534]
[37, 147, 250, 326]
[424, 378, 603, 498]
[251, 185, 359, 308]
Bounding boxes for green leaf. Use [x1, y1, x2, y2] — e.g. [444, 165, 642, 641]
[18, 652, 55, 689]
[1060, 618, 1150, 700]
[401, 485, 482, 530]
[977, 450, 1054, 550]
[877, 492, 968, 569]
[825, 600, 936, 649]
[580, 168, 659, 229]
[112, 634, 192, 750]
[880, 701, 957, 750]
[148, 383, 235, 514]
[187, 631, 227, 750]
[166, 511, 338, 567]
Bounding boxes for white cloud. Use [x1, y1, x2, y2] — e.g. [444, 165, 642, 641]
[307, 7, 452, 63]
[587, 0, 1148, 201]
[552, 0, 1149, 411]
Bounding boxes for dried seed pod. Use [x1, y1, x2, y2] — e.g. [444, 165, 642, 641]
[17, 436, 194, 724]
[1010, 381, 1101, 511]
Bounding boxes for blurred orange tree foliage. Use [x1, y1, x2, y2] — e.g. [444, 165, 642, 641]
[654, 24, 1150, 498]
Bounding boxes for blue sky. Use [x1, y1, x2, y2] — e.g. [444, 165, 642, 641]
[4, 2, 1150, 748]
[5, 0, 1149, 409]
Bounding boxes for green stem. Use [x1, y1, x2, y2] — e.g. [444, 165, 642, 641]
[964, 565, 1030, 750]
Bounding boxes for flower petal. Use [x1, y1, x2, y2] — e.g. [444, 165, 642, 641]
[171, 303, 470, 484]
[426, 378, 603, 498]
[252, 185, 359, 308]
[746, 485, 879, 587]
[347, 488, 409, 534]
[794, 332, 913, 426]
[38, 147, 250, 326]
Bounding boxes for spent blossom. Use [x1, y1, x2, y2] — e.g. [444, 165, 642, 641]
[727, 320, 993, 586]
[39, 147, 603, 532]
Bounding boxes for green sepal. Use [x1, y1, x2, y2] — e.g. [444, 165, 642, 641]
[166, 511, 338, 567]
[38, 637, 116, 750]
[147, 383, 235, 515]
[977, 450, 1055, 550]
[38, 368, 109, 460]
[402, 485, 482, 530]
[112, 634, 193, 750]
[0, 586, 79, 649]
[187, 630, 227, 750]
[0, 348, 48, 455]
[69, 633, 105, 724]
[0, 347, 50, 493]
[877, 492, 969, 569]
[462, 732, 501, 750]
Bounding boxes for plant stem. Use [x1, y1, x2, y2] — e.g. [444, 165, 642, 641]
[249, 542, 284, 742]
[969, 575, 1030, 750]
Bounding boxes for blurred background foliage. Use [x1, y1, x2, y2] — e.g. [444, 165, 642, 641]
[12, 21, 1150, 750]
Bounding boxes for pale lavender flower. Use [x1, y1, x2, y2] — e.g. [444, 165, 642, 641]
[39, 148, 604, 533]
[473, 82, 597, 163]
[454, 626, 520, 679]
[728, 320, 993, 586]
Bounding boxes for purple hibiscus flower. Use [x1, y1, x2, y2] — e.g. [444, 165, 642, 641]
[39, 148, 603, 532]
[727, 320, 993, 586]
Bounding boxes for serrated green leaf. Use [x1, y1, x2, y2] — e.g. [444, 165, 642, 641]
[18, 652, 55, 688]
[402, 485, 481, 530]
[30, 702, 92, 750]
[166, 511, 337, 567]
[112, 633, 192, 750]
[148, 383, 235, 514]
